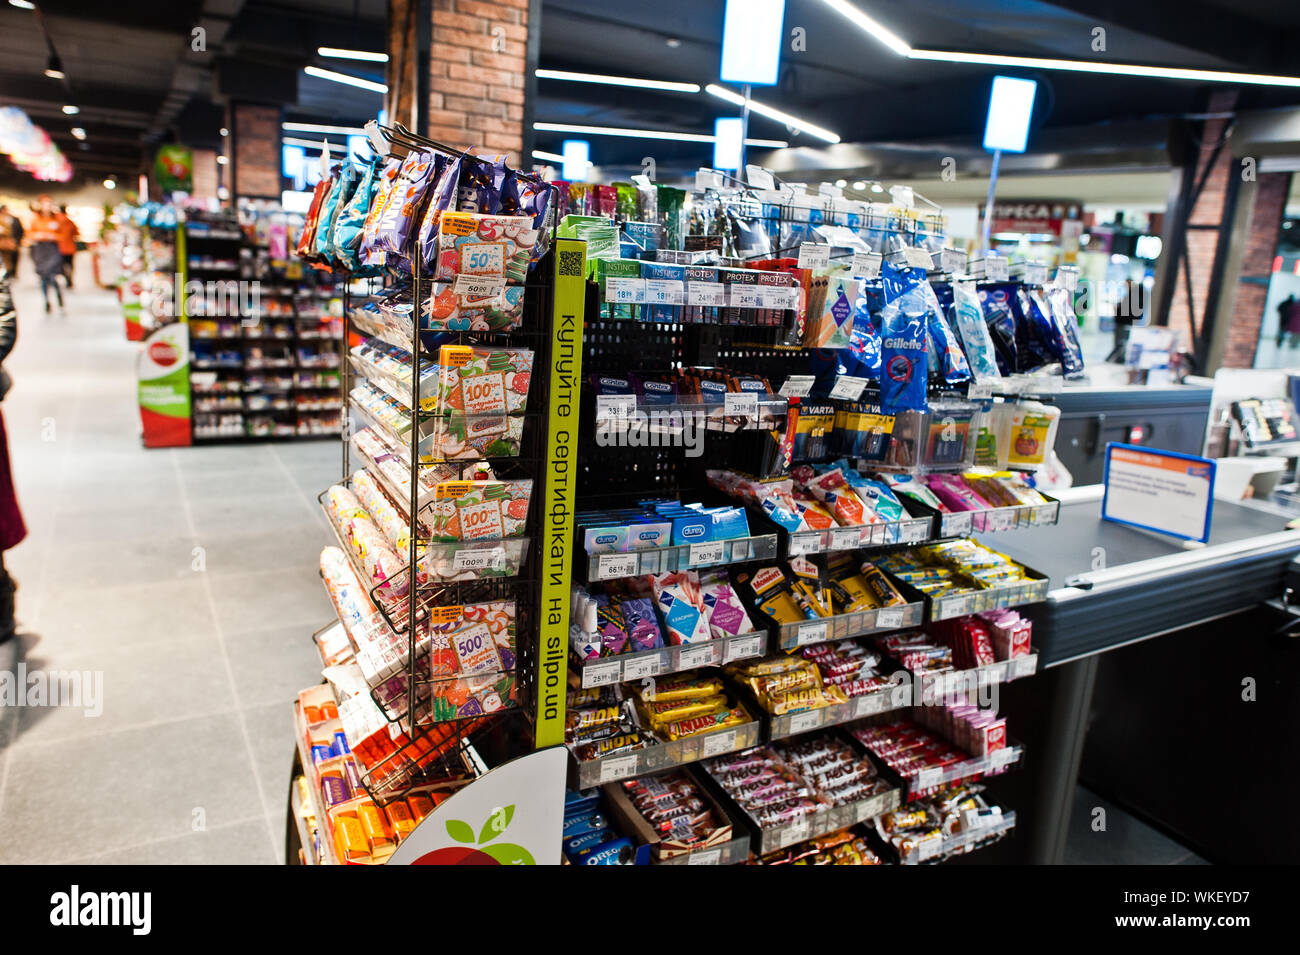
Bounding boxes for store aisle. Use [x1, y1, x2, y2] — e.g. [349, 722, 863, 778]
[0, 258, 338, 864]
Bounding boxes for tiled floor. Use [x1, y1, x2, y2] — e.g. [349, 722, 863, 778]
[0, 258, 338, 864]
[1065, 786, 1209, 865]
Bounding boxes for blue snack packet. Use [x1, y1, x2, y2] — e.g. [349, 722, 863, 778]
[878, 261, 929, 414]
[979, 285, 1018, 376]
[923, 281, 971, 385]
[847, 297, 882, 380]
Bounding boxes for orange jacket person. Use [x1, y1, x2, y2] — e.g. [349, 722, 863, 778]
[54, 206, 78, 287]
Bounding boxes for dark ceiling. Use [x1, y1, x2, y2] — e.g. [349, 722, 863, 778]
[2, 0, 1299, 188]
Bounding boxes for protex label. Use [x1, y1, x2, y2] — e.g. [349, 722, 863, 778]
[461, 372, 507, 414]
[459, 499, 505, 540]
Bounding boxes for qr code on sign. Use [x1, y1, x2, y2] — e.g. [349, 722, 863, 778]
[558, 249, 583, 277]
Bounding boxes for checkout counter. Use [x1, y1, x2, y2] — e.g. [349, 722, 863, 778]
[973, 484, 1300, 864]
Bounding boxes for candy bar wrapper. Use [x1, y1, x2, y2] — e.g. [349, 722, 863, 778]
[358, 156, 403, 263]
[373, 150, 442, 257]
[415, 155, 461, 268]
[427, 479, 532, 542]
[324, 484, 368, 527]
[662, 705, 750, 740]
[434, 212, 538, 284]
[431, 412, 525, 460]
[595, 594, 630, 656]
[320, 546, 380, 647]
[652, 570, 712, 645]
[642, 694, 729, 730]
[436, 344, 533, 417]
[638, 673, 723, 703]
[699, 570, 755, 640]
[424, 283, 526, 333]
[619, 596, 664, 652]
[352, 469, 418, 551]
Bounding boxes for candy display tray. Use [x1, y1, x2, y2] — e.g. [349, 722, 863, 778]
[907, 492, 1061, 540]
[765, 598, 926, 652]
[571, 631, 767, 689]
[871, 804, 1019, 865]
[875, 559, 1050, 624]
[568, 718, 762, 790]
[602, 765, 754, 866]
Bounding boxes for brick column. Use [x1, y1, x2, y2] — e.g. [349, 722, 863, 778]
[426, 0, 530, 165]
[230, 103, 281, 200]
[1222, 172, 1292, 367]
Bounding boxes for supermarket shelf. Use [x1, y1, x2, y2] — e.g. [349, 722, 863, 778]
[572, 631, 767, 689]
[292, 705, 340, 867]
[767, 685, 910, 740]
[770, 599, 926, 652]
[585, 533, 779, 582]
[902, 744, 1024, 797]
[592, 393, 788, 434]
[569, 720, 762, 790]
[924, 572, 1050, 622]
[745, 785, 901, 855]
[926, 497, 1061, 540]
[897, 810, 1017, 865]
[651, 834, 752, 866]
[786, 516, 933, 557]
[913, 653, 1038, 701]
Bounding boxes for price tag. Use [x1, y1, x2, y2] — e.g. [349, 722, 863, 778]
[758, 286, 799, 310]
[876, 607, 905, 629]
[622, 655, 660, 681]
[599, 754, 639, 783]
[780, 817, 811, 848]
[944, 512, 973, 537]
[584, 659, 622, 688]
[797, 242, 831, 269]
[644, 278, 685, 305]
[687, 847, 722, 866]
[968, 381, 994, 400]
[779, 375, 815, 398]
[695, 168, 724, 191]
[701, 729, 739, 759]
[917, 836, 943, 862]
[789, 710, 822, 734]
[729, 539, 750, 561]
[604, 276, 645, 304]
[1010, 655, 1036, 680]
[854, 692, 887, 718]
[597, 552, 640, 580]
[915, 767, 943, 790]
[851, 251, 882, 279]
[788, 534, 818, 556]
[678, 644, 717, 670]
[940, 595, 970, 619]
[940, 248, 968, 274]
[453, 547, 504, 572]
[687, 281, 726, 306]
[989, 748, 1016, 769]
[1023, 262, 1048, 285]
[986, 509, 1016, 532]
[829, 375, 869, 401]
[724, 634, 763, 663]
[831, 527, 863, 551]
[729, 285, 763, 308]
[453, 275, 505, 298]
[595, 394, 636, 420]
[688, 540, 725, 566]
[724, 392, 758, 418]
[900, 521, 929, 544]
[902, 246, 935, 270]
[984, 256, 1009, 282]
[797, 621, 829, 646]
[1058, 268, 1079, 292]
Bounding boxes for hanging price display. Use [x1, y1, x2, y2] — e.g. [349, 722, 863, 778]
[687, 281, 726, 306]
[902, 247, 935, 270]
[779, 375, 815, 398]
[1023, 262, 1048, 285]
[729, 285, 763, 308]
[940, 248, 968, 274]
[798, 242, 831, 269]
[596, 552, 640, 579]
[595, 394, 636, 420]
[724, 392, 758, 418]
[688, 540, 725, 566]
[604, 277, 645, 303]
[829, 375, 869, 401]
[851, 251, 882, 279]
[984, 256, 1009, 282]
[453, 275, 505, 298]
[644, 278, 685, 305]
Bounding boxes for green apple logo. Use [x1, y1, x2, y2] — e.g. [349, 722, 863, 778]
[412, 805, 536, 865]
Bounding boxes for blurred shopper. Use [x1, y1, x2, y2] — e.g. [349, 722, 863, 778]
[0, 267, 24, 644]
[26, 197, 64, 314]
[55, 205, 78, 288]
[0, 205, 21, 279]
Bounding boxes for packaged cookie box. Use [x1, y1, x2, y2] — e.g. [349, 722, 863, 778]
[424, 283, 526, 333]
[427, 479, 533, 542]
[435, 344, 532, 416]
[433, 211, 539, 285]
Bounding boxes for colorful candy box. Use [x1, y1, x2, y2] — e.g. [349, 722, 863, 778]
[433, 211, 538, 284]
[427, 479, 532, 541]
[424, 283, 526, 333]
[435, 344, 532, 416]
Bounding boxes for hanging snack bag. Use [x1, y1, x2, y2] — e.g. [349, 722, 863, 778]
[979, 286, 1018, 376]
[414, 155, 461, 271]
[372, 149, 441, 257]
[923, 281, 971, 385]
[877, 264, 929, 414]
[315, 162, 357, 265]
[950, 281, 1001, 382]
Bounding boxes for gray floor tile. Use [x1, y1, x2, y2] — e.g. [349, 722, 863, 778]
[189, 491, 319, 540]
[1065, 785, 1197, 865]
[242, 700, 303, 825]
[174, 444, 275, 475]
[12, 634, 234, 745]
[224, 624, 325, 710]
[34, 577, 217, 653]
[0, 712, 265, 864]
[180, 464, 300, 501]
[55, 535, 199, 591]
[75, 816, 277, 865]
[52, 502, 190, 546]
[207, 567, 333, 634]
[195, 524, 332, 579]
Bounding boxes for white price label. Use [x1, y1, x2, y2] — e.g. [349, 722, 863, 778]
[901, 521, 929, 543]
[597, 552, 640, 579]
[831, 527, 863, 550]
[944, 512, 973, 537]
[758, 286, 798, 310]
[916, 767, 943, 790]
[940, 595, 970, 619]
[989, 747, 1016, 769]
[780, 817, 811, 848]
[644, 278, 685, 305]
[686, 848, 722, 866]
[876, 607, 905, 629]
[940, 248, 968, 274]
[724, 392, 758, 418]
[622, 655, 660, 680]
[595, 394, 636, 420]
[584, 659, 622, 688]
[854, 692, 887, 718]
[1058, 268, 1079, 292]
[686, 281, 726, 306]
[902, 246, 935, 270]
[797, 242, 831, 269]
[1024, 262, 1048, 285]
[453, 547, 504, 572]
[701, 729, 739, 758]
[917, 836, 943, 862]
[678, 644, 717, 670]
[599, 754, 639, 783]
[724, 634, 763, 663]
[851, 251, 882, 279]
[604, 276, 645, 304]
[779, 375, 815, 398]
[982, 662, 1008, 684]
[729, 539, 750, 561]
[968, 381, 994, 400]
[688, 540, 725, 566]
[453, 274, 505, 298]
[729, 285, 763, 308]
[984, 256, 1009, 282]
[797, 621, 829, 646]
[829, 375, 869, 401]
[1010, 655, 1036, 679]
[987, 509, 1016, 532]
[789, 710, 822, 734]
[788, 534, 818, 556]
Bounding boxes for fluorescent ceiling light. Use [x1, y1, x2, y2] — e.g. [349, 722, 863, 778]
[303, 66, 387, 94]
[535, 69, 699, 93]
[283, 136, 346, 150]
[534, 122, 786, 147]
[318, 47, 388, 62]
[531, 149, 565, 163]
[70, 127, 85, 140]
[282, 122, 369, 136]
[818, 0, 911, 56]
[562, 139, 591, 181]
[220, 127, 229, 136]
[908, 49, 1300, 88]
[8, 1, 35, 9]
[62, 105, 79, 115]
[705, 84, 840, 143]
[44, 54, 64, 79]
